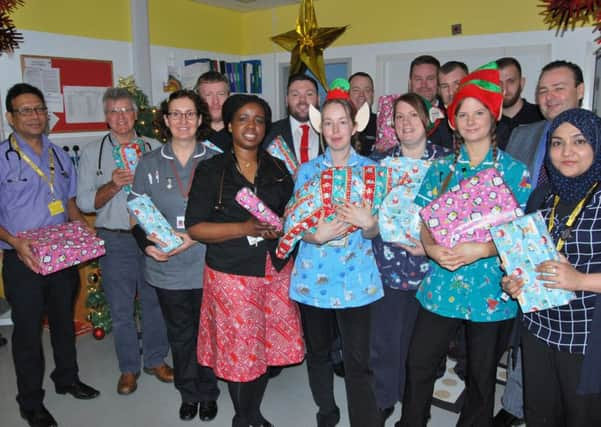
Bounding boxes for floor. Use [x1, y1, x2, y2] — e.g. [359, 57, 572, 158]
[0, 324, 512, 427]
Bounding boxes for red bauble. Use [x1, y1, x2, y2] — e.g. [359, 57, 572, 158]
[92, 327, 105, 340]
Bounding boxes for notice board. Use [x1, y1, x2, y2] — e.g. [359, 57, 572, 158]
[20, 55, 113, 133]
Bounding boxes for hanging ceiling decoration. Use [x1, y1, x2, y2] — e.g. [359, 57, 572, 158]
[539, 0, 601, 42]
[0, 0, 24, 55]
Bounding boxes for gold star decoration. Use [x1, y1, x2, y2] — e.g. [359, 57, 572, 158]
[271, 0, 347, 88]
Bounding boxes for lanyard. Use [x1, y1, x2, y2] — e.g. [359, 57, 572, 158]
[168, 159, 198, 199]
[10, 134, 56, 196]
[548, 182, 598, 251]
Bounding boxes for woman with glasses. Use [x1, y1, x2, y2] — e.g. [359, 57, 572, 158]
[130, 90, 220, 422]
[185, 94, 304, 427]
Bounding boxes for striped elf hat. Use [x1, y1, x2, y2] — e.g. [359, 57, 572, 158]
[446, 61, 503, 130]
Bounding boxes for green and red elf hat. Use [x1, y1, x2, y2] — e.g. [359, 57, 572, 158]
[325, 78, 351, 101]
[446, 61, 503, 130]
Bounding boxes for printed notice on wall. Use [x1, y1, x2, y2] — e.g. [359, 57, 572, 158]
[63, 86, 105, 124]
[23, 66, 64, 113]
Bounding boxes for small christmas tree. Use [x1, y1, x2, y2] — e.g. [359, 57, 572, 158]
[85, 262, 111, 339]
[117, 76, 165, 142]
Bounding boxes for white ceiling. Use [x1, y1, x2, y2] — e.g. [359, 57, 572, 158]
[191, 0, 301, 12]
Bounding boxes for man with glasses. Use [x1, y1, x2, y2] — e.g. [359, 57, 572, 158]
[76, 88, 172, 396]
[1, 83, 99, 427]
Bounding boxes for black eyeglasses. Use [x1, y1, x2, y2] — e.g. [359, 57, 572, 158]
[13, 106, 48, 117]
[167, 111, 198, 121]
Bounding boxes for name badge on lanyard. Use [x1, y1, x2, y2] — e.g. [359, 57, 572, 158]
[11, 135, 64, 216]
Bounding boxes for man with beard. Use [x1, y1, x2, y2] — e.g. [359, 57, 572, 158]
[496, 57, 543, 149]
[263, 73, 321, 163]
[195, 71, 231, 152]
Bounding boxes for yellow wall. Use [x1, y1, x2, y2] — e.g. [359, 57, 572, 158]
[12, 0, 131, 42]
[149, 0, 243, 53]
[10, 0, 591, 55]
[241, 0, 550, 54]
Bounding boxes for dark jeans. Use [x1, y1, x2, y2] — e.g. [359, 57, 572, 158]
[154, 286, 219, 403]
[400, 307, 512, 427]
[521, 325, 601, 427]
[300, 303, 381, 427]
[3, 250, 79, 411]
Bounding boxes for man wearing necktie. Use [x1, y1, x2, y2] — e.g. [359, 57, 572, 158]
[263, 74, 321, 164]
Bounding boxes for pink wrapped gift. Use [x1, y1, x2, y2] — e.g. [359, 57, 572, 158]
[16, 221, 106, 275]
[235, 187, 283, 232]
[420, 168, 523, 248]
[375, 94, 399, 153]
[266, 136, 299, 175]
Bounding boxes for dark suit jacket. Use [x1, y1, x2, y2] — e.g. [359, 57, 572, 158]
[262, 117, 323, 161]
[504, 120, 547, 177]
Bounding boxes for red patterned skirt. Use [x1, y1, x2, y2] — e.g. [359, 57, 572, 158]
[197, 257, 305, 382]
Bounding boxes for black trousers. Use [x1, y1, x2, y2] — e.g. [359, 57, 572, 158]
[2, 250, 79, 411]
[521, 325, 601, 427]
[400, 307, 512, 427]
[300, 303, 381, 427]
[154, 286, 219, 403]
[228, 373, 269, 427]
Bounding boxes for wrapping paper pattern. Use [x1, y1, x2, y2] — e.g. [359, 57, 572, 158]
[491, 212, 575, 313]
[113, 141, 144, 193]
[16, 221, 106, 276]
[420, 168, 523, 248]
[235, 187, 283, 232]
[277, 165, 408, 258]
[375, 94, 400, 152]
[127, 194, 183, 253]
[266, 136, 299, 175]
[378, 157, 431, 245]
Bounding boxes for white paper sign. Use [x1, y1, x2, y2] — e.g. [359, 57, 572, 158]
[63, 86, 106, 124]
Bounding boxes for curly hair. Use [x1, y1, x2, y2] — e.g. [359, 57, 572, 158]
[157, 89, 211, 141]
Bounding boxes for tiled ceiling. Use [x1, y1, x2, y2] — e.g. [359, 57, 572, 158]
[191, 0, 301, 12]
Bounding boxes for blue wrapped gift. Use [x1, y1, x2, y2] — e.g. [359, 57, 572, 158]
[127, 194, 183, 253]
[378, 157, 431, 246]
[490, 212, 575, 313]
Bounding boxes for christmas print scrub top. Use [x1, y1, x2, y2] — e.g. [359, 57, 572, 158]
[414, 146, 531, 321]
[289, 148, 384, 309]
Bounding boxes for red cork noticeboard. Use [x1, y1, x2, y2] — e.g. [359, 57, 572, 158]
[20, 55, 113, 133]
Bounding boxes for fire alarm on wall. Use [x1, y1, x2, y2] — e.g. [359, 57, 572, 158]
[451, 24, 462, 35]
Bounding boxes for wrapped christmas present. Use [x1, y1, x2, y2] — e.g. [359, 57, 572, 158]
[113, 141, 145, 194]
[266, 136, 299, 175]
[374, 94, 399, 153]
[16, 221, 106, 276]
[276, 165, 408, 258]
[127, 194, 183, 253]
[420, 168, 523, 248]
[235, 187, 283, 232]
[201, 140, 224, 154]
[491, 212, 575, 313]
[378, 157, 431, 245]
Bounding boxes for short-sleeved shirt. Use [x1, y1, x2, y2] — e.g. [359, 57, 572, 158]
[76, 133, 161, 230]
[372, 142, 450, 290]
[289, 148, 384, 309]
[414, 146, 532, 322]
[0, 133, 77, 249]
[523, 189, 601, 354]
[131, 142, 217, 290]
[185, 149, 293, 277]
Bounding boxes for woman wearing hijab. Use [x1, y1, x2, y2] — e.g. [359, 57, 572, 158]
[502, 108, 601, 427]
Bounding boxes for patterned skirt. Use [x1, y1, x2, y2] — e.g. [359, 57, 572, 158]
[197, 257, 305, 382]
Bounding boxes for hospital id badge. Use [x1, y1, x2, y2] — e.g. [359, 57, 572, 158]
[327, 235, 348, 247]
[176, 215, 185, 230]
[48, 200, 65, 216]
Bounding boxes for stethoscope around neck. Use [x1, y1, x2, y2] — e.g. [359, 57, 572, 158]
[96, 132, 151, 176]
[5, 132, 69, 183]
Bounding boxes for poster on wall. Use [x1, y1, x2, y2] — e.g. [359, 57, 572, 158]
[20, 55, 113, 133]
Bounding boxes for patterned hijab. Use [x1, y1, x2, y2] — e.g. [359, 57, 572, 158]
[545, 108, 601, 202]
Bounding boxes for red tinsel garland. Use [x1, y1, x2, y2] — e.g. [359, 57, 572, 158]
[0, 0, 24, 55]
